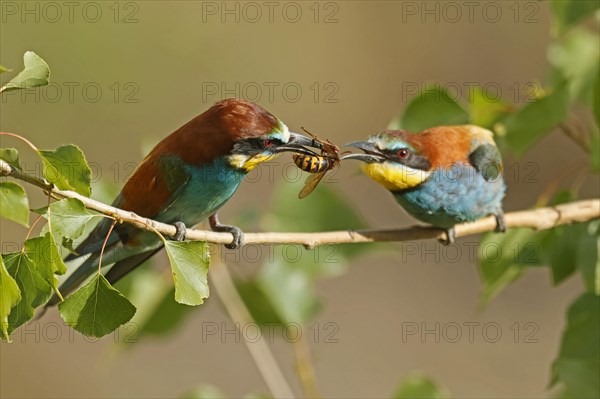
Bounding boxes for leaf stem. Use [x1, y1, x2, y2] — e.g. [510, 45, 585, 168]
[23, 213, 44, 242]
[558, 121, 590, 153]
[0, 131, 39, 152]
[98, 220, 117, 275]
[292, 334, 321, 398]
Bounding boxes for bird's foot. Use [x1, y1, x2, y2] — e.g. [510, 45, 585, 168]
[494, 212, 506, 233]
[209, 214, 244, 249]
[439, 227, 456, 245]
[173, 221, 187, 242]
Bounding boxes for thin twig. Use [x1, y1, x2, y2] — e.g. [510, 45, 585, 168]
[558, 121, 591, 153]
[1, 159, 599, 248]
[209, 252, 295, 399]
[292, 335, 321, 398]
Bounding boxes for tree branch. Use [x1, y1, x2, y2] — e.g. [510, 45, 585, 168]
[2, 159, 599, 248]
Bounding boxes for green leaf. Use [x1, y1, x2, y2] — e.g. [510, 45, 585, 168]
[138, 288, 194, 336]
[539, 223, 587, 286]
[24, 233, 67, 292]
[394, 374, 448, 399]
[551, 0, 600, 36]
[478, 228, 543, 305]
[164, 241, 210, 306]
[4, 251, 52, 333]
[0, 65, 11, 74]
[0, 255, 21, 341]
[391, 85, 469, 132]
[31, 206, 48, 215]
[0, 51, 50, 92]
[236, 279, 284, 325]
[61, 237, 78, 255]
[58, 274, 136, 338]
[257, 257, 321, 324]
[469, 87, 512, 129]
[0, 182, 29, 227]
[48, 198, 94, 240]
[501, 81, 570, 157]
[578, 221, 600, 295]
[548, 29, 600, 103]
[0, 148, 21, 169]
[551, 293, 600, 398]
[38, 145, 92, 196]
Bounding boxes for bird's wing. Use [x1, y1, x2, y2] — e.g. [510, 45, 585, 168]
[468, 143, 503, 181]
[118, 154, 192, 221]
[65, 155, 192, 262]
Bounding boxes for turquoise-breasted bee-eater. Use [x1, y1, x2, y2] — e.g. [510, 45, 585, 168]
[344, 125, 506, 242]
[45, 99, 321, 308]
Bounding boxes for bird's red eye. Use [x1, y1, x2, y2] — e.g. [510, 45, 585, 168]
[397, 148, 409, 159]
[264, 139, 273, 147]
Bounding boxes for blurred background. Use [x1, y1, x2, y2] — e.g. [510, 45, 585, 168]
[1, 1, 599, 398]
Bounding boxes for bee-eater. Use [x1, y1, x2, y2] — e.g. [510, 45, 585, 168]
[344, 125, 506, 243]
[46, 99, 321, 307]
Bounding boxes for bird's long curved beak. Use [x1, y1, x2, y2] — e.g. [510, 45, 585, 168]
[289, 131, 323, 149]
[272, 132, 322, 156]
[342, 141, 386, 163]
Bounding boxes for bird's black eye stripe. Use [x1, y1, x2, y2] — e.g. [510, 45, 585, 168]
[383, 148, 431, 171]
[233, 137, 283, 155]
[251, 137, 282, 149]
[262, 137, 283, 149]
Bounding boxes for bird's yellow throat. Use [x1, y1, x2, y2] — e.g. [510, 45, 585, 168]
[229, 153, 277, 172]
[362, 162, 431, 191]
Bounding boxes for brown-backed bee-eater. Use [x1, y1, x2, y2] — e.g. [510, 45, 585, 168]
[46, 99, 321, 307]
[344, 125, 506, 243]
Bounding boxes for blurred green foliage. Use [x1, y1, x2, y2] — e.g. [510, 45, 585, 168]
[237, 179, 368, 326]
[501, 81, 570, 157]
[551, 0, 600, 36]
[388, 85, 469, 132]
[551, 293, 600, 398]
[393, 374, 448, 399]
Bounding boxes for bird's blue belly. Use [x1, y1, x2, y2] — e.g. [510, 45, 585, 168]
[156, 158, 245, 226]
[393, 163, 505, 228]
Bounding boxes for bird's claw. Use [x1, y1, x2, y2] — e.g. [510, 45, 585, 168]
[494, 212, 506, 233]
[209, 214, 244, 249]
[224, 226, 244, 249]
[173, 221, 187, 242]
[439, 227, 456, 245]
